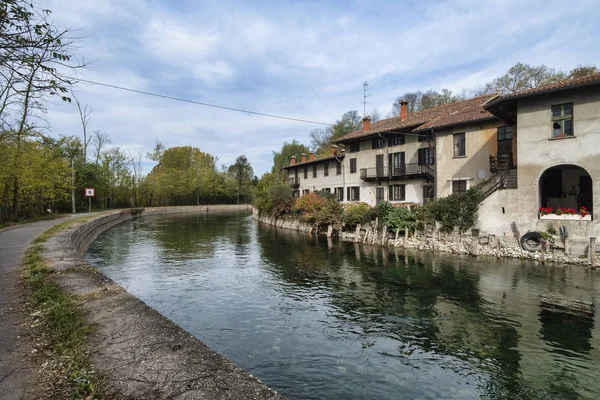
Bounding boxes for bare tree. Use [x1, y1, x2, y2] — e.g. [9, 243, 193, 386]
[72, 92, 93, 162]
[92, 130, 111, 165]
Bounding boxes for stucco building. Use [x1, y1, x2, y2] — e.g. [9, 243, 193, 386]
[283, 72, 600, 250]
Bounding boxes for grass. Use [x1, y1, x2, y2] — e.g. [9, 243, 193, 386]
[25, 218, 103, 399]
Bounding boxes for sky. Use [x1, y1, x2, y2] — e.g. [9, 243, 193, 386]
[43, 0, 600, 175]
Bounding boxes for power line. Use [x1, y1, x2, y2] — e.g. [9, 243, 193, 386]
[77, 78, 332, 126]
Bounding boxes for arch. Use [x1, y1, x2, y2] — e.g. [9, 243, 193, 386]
[539, 164, 593, 215]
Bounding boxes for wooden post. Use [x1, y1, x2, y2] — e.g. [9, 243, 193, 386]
[354, 224, 361, 243]
[541, 239, 546, 264]
[382, 225, 388, 246]
[472, 229, 479, 256]
[327, 224, 333, 238]
[395, 228, 400, 247]
[489, 234, 497, 249]
[591, 237, 597, 270]
[564, 237, 570, 256]
[363, 227, 370, 244]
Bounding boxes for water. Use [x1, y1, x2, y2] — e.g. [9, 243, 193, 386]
[85, 211, 600, 399]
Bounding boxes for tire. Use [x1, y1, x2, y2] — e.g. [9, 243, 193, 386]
[521, 231, 544, 252]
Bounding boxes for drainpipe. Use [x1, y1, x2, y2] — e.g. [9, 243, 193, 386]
[334, 144, 345, 201]
[379, 132, 390, 200]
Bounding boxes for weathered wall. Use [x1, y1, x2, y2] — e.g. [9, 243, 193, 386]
[478, 86, 600, 244]
[42, 205, 281, 399]
[287, 158, 345, 194]
[435, 120, 503, 197]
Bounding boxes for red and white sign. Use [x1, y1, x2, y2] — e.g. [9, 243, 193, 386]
[84, 188, 95, 197]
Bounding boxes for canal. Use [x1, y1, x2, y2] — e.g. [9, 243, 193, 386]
[85, 211, 600, 399]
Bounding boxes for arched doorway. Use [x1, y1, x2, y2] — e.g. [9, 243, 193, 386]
[539, 165, 593, 215]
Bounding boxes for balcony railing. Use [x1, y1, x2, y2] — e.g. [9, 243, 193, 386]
[360, 163, 435, 181]
[490, 153, 513, 173]
[287, 177, 300, 188]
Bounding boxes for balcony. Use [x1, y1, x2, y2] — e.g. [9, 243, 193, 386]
[287, 177, 300, 188]
[360, 163, 435, 182]
[489, 153, 513, 173]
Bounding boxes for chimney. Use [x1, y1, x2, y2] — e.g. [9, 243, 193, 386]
[331, 145, 337, 156]
[309, 152, 315, 161]
[290, 155, 296, 165]
[362, 115, 371, 131]
[400, 100, 409, 120]
[301, 153, 307, 162]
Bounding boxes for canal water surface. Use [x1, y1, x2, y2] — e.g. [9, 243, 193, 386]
[85, 211, 600, 399]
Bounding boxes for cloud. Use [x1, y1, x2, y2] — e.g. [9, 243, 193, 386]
[40, 0, 600, 175]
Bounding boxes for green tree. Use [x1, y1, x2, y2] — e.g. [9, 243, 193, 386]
[228, 155, 254, 204]
[272, 140, 311, 177]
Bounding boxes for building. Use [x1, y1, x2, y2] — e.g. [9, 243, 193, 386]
[479, 72, 600, 248]
[283, 72, 600, 251]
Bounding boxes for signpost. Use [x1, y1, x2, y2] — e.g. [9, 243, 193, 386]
[84, 188, 95, 213]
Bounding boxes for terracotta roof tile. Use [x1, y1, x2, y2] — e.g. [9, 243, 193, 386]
[281, 154, 344, 169]
[486, 72, 600, 106]
[333, 94, 498, 143]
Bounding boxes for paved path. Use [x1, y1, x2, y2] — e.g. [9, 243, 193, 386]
[0, 217, 72, 400]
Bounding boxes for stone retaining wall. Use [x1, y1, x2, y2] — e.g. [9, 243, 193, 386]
[252, 209, 594, 267]
[42, 205, 281, 400]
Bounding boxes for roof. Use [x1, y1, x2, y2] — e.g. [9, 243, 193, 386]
[281, 154, 344, 169]
[333, 93, 498, 143]
[485, 72, 600, 108]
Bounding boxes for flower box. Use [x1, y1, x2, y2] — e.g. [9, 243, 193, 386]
[564, 214, 592, 221]
[540, 214, 564, 220]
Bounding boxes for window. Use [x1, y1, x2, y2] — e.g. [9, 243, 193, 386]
[498, 126, 513, 140]
[423, 185, 434, 202]
[452, 180, 467, 193]
[304, 166, 308, 179]
[350, 158, 357, 173]
[324, 161, 329, 177]
[418, 133, 429, 142]
[372, 137, 386, 149]
[551, 103, 573, 137]
[336, 161, 342, 175]
[312, 164, 317, 178]
[293, 190, 300, 198]
[390, 134, 405, 146]
[389, 185, 406, 201]
[376, 187, 385, 204]
[302, 189, 310, 196]
[323, 187, 331, 193]
[453, 133, 466, 157]
[347, 186, 360, 201]
[335, 187, 344, 201]
[392, 152, 405, 168]
[348, 142, 360, 152]
[418, 148, 434, 165]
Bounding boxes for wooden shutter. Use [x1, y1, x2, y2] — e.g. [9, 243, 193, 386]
[388, 186, 393, 201]
[401, 185, 406, 200]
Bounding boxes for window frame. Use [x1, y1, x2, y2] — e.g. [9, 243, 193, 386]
[389, 184, 406, 201]
[497, 126, 513, 141]
[324, 161, 329, 177]
[349, 158, 357, 173]
[348, 142, 360, 153]
[453, 132, 466, 158]
[303, 166, 308, 179]
[335, 187, 344, 201]
[418, 148, 434, 165]
[372, 137, 386, 149]
[452, 180, 467, 194]
[347, 186, 360, 201]
[551, 102, 574, 138]
[312, 164, 317, 178]
[389, 134, 405, 146]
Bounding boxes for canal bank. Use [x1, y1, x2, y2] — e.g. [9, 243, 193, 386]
[34, 205, 283, 399]
[252, 208, 596, 268]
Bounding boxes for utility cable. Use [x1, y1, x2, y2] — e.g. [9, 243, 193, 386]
[77, 78, 332, 126]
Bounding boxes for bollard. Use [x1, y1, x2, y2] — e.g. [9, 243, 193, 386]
[354, 224, 361, 243]
[395, 228, 400, 247]
[471, 229, 480, 256]
[382, 225, 388, 246]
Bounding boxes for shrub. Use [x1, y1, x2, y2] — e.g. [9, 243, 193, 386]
[385, 206, 417, 230]
[376, 201, 393, 222]
[424, 188, 482, 234]
[296, 192, 342, 225]
[342, 203, 371, 229]
[252, 173, 296, 217]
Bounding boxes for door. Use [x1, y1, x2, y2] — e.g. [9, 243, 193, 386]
[376, 154, 384, 178]
[497, 126, 513, 167]
[376, 187, 384, 204]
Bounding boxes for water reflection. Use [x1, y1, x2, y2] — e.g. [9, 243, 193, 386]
[86, 212, 600, 400]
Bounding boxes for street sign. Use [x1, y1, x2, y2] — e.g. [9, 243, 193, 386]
[84, 188, 95, 197]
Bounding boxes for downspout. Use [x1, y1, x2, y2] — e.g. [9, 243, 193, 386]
[334, 147, 345, 202]
[379, 133, 390, 201]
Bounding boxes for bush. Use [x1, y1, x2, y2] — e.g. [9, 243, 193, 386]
[385, 206, 417, 230]
[376, 201, 393, 222]
[424, 188, 482, 233]
[252, 173, 296, 217]
[342, 203, 371, 229]
[296, 192, 343, 225]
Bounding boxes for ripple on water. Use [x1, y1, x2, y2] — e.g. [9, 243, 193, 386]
[86, 212, 600, 400]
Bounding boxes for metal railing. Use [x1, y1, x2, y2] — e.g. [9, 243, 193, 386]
[287, 177, 300, 187]
[489, 153, 513, 173]
[360, 163, 435, 180]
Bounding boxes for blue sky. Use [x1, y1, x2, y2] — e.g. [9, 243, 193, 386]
[44, 0, 600, 175]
